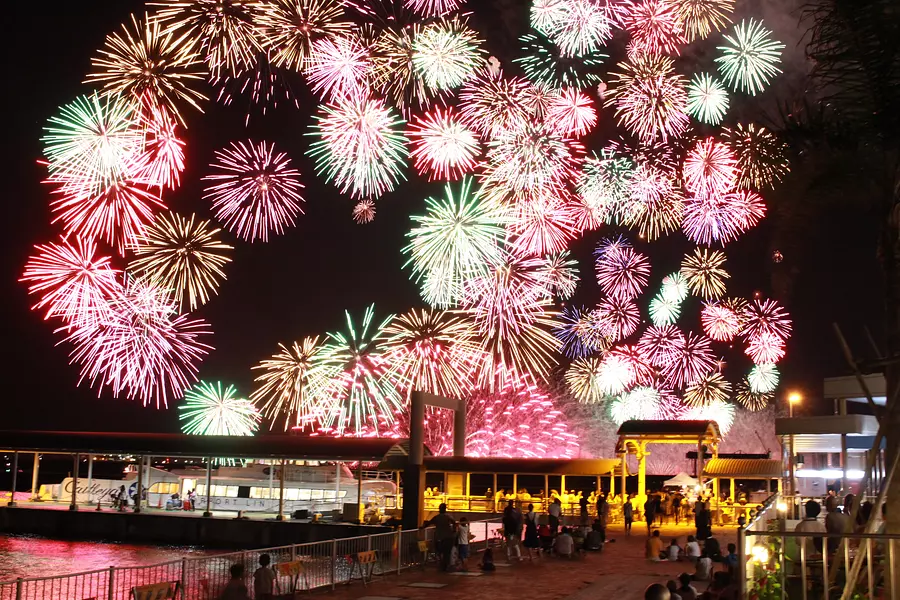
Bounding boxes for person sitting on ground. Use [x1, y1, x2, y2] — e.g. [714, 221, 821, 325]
[647, 529, 664, 561]
[666, 580, 683, 600]
[694, 551, 713, 582]
[220, 564, 250, 600]
[701, 571, 737, 600]
[571, 525, 586, 552]
[722, 543, 738, 574]
[667, 538, 683, 561]
[253, 554, 278, 600]
[480, 547, 496, 572]
[685, 535, 702, 564]
[585, 523, 604, 551]
[554, 526, 575, 558]
[704, 536, 722, 561]
[676, 572, 699, 600]
[644, 583, 671, 600]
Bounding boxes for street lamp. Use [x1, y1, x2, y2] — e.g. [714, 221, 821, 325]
[787, 392, 802, 510]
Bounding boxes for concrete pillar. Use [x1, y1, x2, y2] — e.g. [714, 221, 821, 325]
[31, 453, 40, 500]
[69, 453, 79, 511]
[453, 399, 466, 457]
[203, 458, 214, 518]
[8, 452, 18, 507]
[133, 455, 142, 513]
[86, 455, 93, 505]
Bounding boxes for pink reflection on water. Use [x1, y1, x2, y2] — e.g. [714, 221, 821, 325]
[0, 535, 215, 580]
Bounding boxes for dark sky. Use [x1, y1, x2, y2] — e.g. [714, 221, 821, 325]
[1, 0, 884, 433]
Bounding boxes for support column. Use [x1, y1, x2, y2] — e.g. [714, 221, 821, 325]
[453, 399, 467, 457]
[335, 462, 341, 511]
[596, 475, 601, 495]
[133, 455, 142, 513]
[357, 461, 364, 523]
[203, 458, 213, 518]
[275, 459, 285, 521]
[620, 452, 627, 499]
[544, 474, 549, 500]
[8, 452, 18, 507]
[841, 433, 849, 493]
[610, 470, 615, 497]
[404, 392, 427, 530]
[69, 453, 79, 511]
[730, 478, 736, 502]
[30, 453, 40, 501]
[86, 455, 93, 506]
[637, 445, 647, 501]
[268, 461, 274, 511]
[559, 474, 564, 495]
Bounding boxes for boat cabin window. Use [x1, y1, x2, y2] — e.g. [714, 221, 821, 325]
[297, 489, 311, 500]
[150, 482, 179, 494]
[237, 486, 251, 499]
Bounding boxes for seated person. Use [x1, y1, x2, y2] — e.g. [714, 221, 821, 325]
[677, 572, 699, 600]
[694, 552, 713, 581]
[666, 580, 682, 600]
[647, 530, 664, 561]
[704, 536, 722, 561]
[585, 527, 604, 551]
[722, 543, 738, 573]
[554, 526, 576, 558]
[667, 538, 683, 561]
[702, 571, 737, 599]
[572, 526, 586, 551]
[480, 547, 496, 572]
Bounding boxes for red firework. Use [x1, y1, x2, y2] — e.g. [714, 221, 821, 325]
[506, 193, 580, 258]
[547, 88, 598, 137]
[683, 138, 738, 198]
[595, 237, 651, 300]
[661, 332, 715, 388]
[622, 0, 686, 57]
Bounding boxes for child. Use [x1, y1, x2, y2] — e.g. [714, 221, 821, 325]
[253, 554, 277, 600]
[457, 517, 471, 570]
[723, 543, 738, 574]
[694, 551, 713, 581]
[667, 538, 682, 561]
[220, 564, 250, 600]
[480, 547, 496, 571]
[685, 534, 701, 564]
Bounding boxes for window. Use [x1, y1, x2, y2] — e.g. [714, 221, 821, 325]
[339, 491, 347, 498]
[196, 484, 207, 495]
[237, 486, 251, 499]
[323, 490, 337, 500]
[225, 486, 238, 498]
[297, 489, 311, 501]
[284, 488, 299, 500]
[310, 489, 324, 500]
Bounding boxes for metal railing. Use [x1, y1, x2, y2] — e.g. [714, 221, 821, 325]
[0, 517, 501, 600]
[738, 494, 900, 599]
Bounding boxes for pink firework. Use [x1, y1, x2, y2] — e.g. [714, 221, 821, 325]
[638, 324, 685, 367]
[136, 104, 185, 191]
[352, 199, 376, 224]
[547, 88, 598, 137]
[404, 0, 464, 17]
[20, 236, 122, 328]
[66, 278, 213, 408]
[608, 344, 656, 385]
[458, 68, 535, 139]
[203, 140, 305, 242]
[745, 331, 786, 364]
[622, 0, 686, 57]
[594, 237, 651, 300]
[536, 251, 580, 299]
[408, 108, 480, 181]
[605, 55, 689, 142]
[729, 189, 767, 230]
[49, 175, 164, 256]
[741, 298, 792, 342]
[700, 301, 741, 341]
[303, 34, 370, 101]
[682, 190, 764, 245]
[506, 194, 579, 257]
[683, 138, 738, 198]
[662, 332, 715, 388]
[596, 296, 641, 340]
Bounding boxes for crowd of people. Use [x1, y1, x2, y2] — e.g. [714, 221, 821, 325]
[643, 531, 739, 600]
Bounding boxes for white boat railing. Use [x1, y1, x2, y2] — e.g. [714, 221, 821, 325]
[0, 517, 503, 600]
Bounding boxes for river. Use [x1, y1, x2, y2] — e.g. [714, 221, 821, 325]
[0, 535, 217, 581]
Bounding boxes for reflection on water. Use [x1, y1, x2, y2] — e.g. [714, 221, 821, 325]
[0, 535, 217, 581]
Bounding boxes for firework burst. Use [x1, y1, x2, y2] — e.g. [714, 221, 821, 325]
[722, 123, 789, 190]
[622, 0, 686, 57]
[625, 163, 684, 240]
[661, 332, 715, 388]
[255, 0, 353, 72]
[137, 105, 186, 190]
[748, 362, 778, 394]
[683, 138, 738, 198]
[86, 13, 206, 125]
[382, 308, 484, 398]
[129, 212, 233, 311]
[149, 0, 264, 80]
[404, 177, 507, 308]
[700, 301, 741, 341]
[735, 380, 771, 411]
[21, 237, 122, 328]
[458, 68, 536, 139]
[412, 17, 484, 91]
[180, 381, 261, 435]
[638, 324, 685, 366]
[677, 0, 734, 42]
[555, 305, 602, 358]
[307, 96, 408, 199]
[683, 371, 731, 407]
[606, 55, 689, 142]
[506, 194, 580, 257]
[546, 88, 598, 137]
[715, 19, 784, 95]
[251, 337, 328, 430]
[533, 0, 614, 57]
[203, 141, 305, 242]
[408, 108, 480, 181]
[303, 34, 371, 101]
[681, 247, 729, 299]
[594, 237, 651, 300]
[514, 32, 606, 89]
[686, 73, 729, 125]
[536, 252, 580, 299]
[352, 199, 376, 224]
[595, 296, 641, 340]
[681, 398, 734, 433]
[566, 355, 605, 403]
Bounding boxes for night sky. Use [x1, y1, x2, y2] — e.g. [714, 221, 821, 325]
[1, 0, 885, 434]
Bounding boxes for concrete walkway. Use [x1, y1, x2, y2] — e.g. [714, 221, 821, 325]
[312, 523, 738, 600]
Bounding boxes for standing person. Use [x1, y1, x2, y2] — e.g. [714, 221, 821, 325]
[623, 495, 634, 535]
[655, 493, 664, 527]
[596, 493, 609, 531]
[253, 554, 278, 600]
[430, 503, 456, 571]
[457, 517, 471, 570]
[117, 485, 127, 511]
[502, 501, 522, 561]
[825, 504, 849, 553]
[220, 564, 250, 600]
[189, 489, 197, 511]
[672, 492, 683, 525]
[523, 504, 541, 560]
[645, 495, 658, 536]
[694, 503, 711, 541]
[794, 500, 826, 557]
[548, 497, 562, 534]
